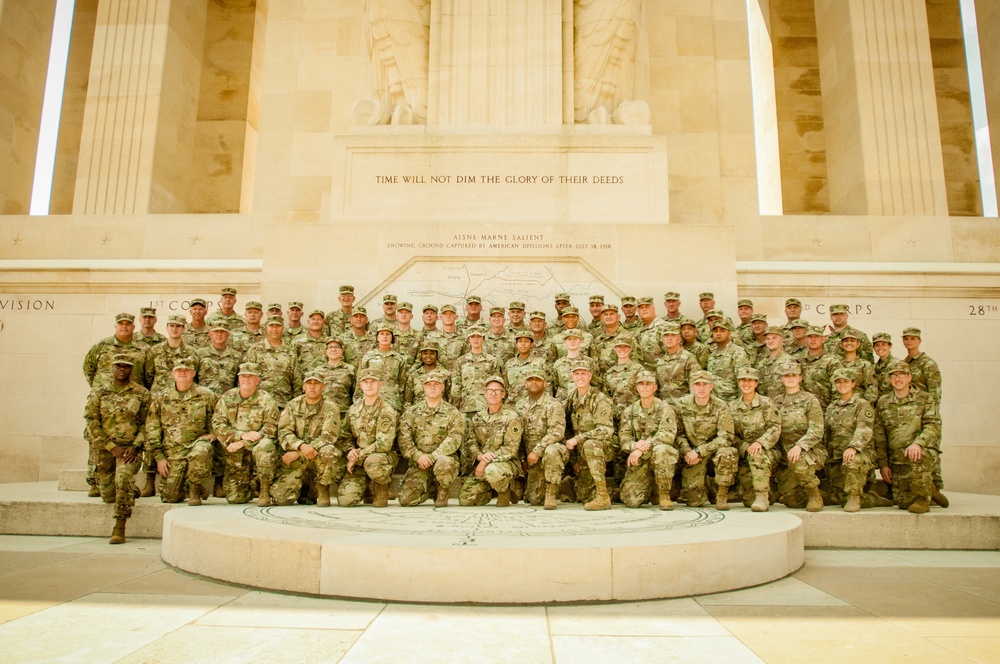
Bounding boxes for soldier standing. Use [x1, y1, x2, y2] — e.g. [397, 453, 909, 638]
[633, 297, 666, 371]
[730, 367, 781, 512]
[207, 287, 245, 330]
[550, 306, 595, 359]
[371, 294, 399, 331]
[799, 325, 841, 409]
[621, 296, 642, 331]
[586, 295, 605, 334]
[430, 304, 465, 370]
[196, 321, 240, 397]
[654, 323, 700, 403]
[619, 371, 679, 510]
[182, 298, 211, 349]
[244, 316, 297, 408]
[338, 369, 398, 507]
[283, 301, 306, 342]
[824, 303, 874, 362]
[675, 370, 737, 510]
[341, 307, 374, 367]
[662, 291, 682, 323]
[146, 315, 200, 395]
[551, 329, 596, 403]
[602, 336, 642, 419]
[483, 307, 515, 364]
[757, 326, 795, 398]
[317, 338, 356, 416]
[518, 370, 567, 509]
[872, 332, 897, 400]
[706, 320, 750, 402]
[291, 309, 329, 392]
[230, 301, 264, 355]
[459, 376, 523, 506]
[839, 330, 878, 404]
[403, 340, 450, 407]
[457, 295, 483, 332]
[680, 317, 710, 369]
[324, 285, 355, 336]
[393, 302, 421, 360]
[134, 307, 166, 347]
[358, 324, 410, 412]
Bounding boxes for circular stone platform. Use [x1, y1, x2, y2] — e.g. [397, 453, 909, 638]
[162, 504, 804, 604]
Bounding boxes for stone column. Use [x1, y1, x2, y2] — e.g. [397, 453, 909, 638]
[975, 0, 1000, 205]
[428, 0, 564, 127]
[73, 0, 206, 214]
[0, 0, 57, 215]
[815, 0, 948, 215]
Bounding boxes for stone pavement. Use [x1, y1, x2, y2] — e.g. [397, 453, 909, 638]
[0, 536, 997, 663]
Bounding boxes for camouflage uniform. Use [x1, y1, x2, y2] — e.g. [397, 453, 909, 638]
[324, 310, 352, 336]
[824, 394, 876, 506]
[618, 398, 679, 507]
[426, 330, 465, 371]
[529, 336, 559, 368]
[341, 332, 375, 368]
[483, 330, 516, 365]
[292, 334, 331, 392]
[873, 357, 896, 400]
[774, 390, 827, 507]
[602, 360, 643, 418]
[745, 338, 768, 368]
[244, 341, 297, 408]
[206, 311, 246, 331]
[826, 325, 874, 363]
[517, 392, 568, 506]
[282, 325, 307, 344]
[592, 326, 631, 374]
[358, 348, 410, 411]
[133, 330, 166, 348]
[146, 383, 218, 503]
[452, 352, 505, 414]
[634, 320, 667, 371]
[757, 350, 795, 399]
[706, 343, 750, 402]
[730, 394, 781, 504]
[565, 387, 616, 504]
[273, 395, 341, 505]
[675, 394, 736, 505]
[212, 386, 280, 503]
[84, 380, 151, 519]
[509, 355, 554, 401]
[905, 353, 942, 405]
[654, 349, 700, 403]
[839, 357, 877, 405]
[799, 351, 841, 409]
[459, 405, 523, 505]
[146, 341, 200, 395]
[404, 363, 451, 406]
[875, 389, 941, 509]
[551, 328, 595, 359]
[337, 396, 398, 506]
[195, 345, 241, 396]
[317, 362, 356, 415]
[229, 327, 263, 355]
[683, 339, 711, 369]
[393, 328, 422, 361]
[182, 324, 211, 350]
[397, 398, 465, 506]
[549, 354, 595, 403]
[84, 336, 150, 391]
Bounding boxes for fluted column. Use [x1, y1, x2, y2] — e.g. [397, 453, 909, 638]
[974, 0, 1000, 206]
[815, 0, 948, 215]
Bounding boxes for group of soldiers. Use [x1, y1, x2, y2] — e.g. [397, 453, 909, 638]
[82, 286, 945, 544]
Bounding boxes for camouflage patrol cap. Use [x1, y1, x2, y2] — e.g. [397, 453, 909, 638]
[466, 295, 481, 304]
[613, 334, 634, 347]
[778, 362, 801, 376]
[561, 306, 580, 317]
[902, 327, 922, 338]
[764, 325, 784, 336]
[397, 302, 413, 312]
[529, 311, 546, 320]
[423, 371, 448, 385]
[661, 322, 681, 335]
[508, 301, 526, 310]
[637, 296, 655, 305]
[555, 292, 572, 302]
[351, 306, 368, 317]
[357, 368, 382, 381]
[750, 313, 767, 323]
[288, 301, 304, 310]
[737, 299, 753, 308]
[485, 375, 506, 389]
[325, 337, 343, 347]
[308, 309, 325, 319]
[690, 370, 714, 384]
[209, 321, 230, 332]
[172, 359, 196, 371]
[785, 298, 802, 307]
[265, 316, 284, 326]
[635, 370, 657, 384]
[382, 294, 397, 304]
[139, 307, 156, 317]
[422, 304, 439, 313]
[806, 326, 826, 337]
[831, 368, 855, 382]
[267, 303, 282, 312]
[302, 369, 325, 384]
[887, 360, 911, 375]
[699, 292, 715, 301]
[679, 316, 697, 328]
[514, 331, 535, 341]
[245, 301, 263, 311]
[664, 291, 680, 300]
[621, 296, 637, 306]
[601, 303, 618, 313]
[465, 326, 486, 338]
[419, 339, 440, 353]
[737, 366, 759, 381]
[189, 298, 208, 308]
[839, 329, 861, 341]
[872, 332, 892, 344]
[706, 309, 725, 320]
[829, 304, 849, 314]
[116, 313, 135, 323]
[711, 319, 732, 331]
[237, 362, 260, 376]
[440, 304, 458, 314]
[374, 324, 395, 336]
[525, 368, 547, 381]
[111, 353, 134, 366]
[339, 285, 355, 294]
[564, 329, 584, 340]
[489, 307, 505, 316]
[167, 315, 187, 326]
[569, 360, 593, 373]
[589, 295, 605, 304]
[789, 319, 809, 329]
[221, 287, 237, 296]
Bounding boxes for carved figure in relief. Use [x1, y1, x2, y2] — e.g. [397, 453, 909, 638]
[354, 0, 431, 125]
[574, 0, 649, 125]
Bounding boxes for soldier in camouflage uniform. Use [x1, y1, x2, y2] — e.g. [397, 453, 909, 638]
[875, 361, 942, 513]
[517, 369, 567, 509]
[655, 323, 701, 404]
[550, 307, 594, 359]
[706, 320, 750, 402]
[621, 295, 642, 332]
[550, 330, 596, 402]
[824, 303, 874, 363]
[602, 336, 642, 419]
[757, 326, 795, 399]
[392, 302, 421, 360]
[206, 287, 245, 330]
[266, 302, 282, 320]
[799, 326, 841, 410]
[84, 354, 152, 544]
[291, 310, 330, 392]
[619, 371, 679, 510]
[734, 299, 755, 347]
[744, 313, 769, 367]
[783, 319, 810, 359]
[317, 338, 356, 417]
[633, 297, 666, 371]
[418, 303, 439, 338]
[230, 301, 264, 355]
[403, 340, 450, 406]
[358, 324, 410, 412]
[507, 331, 552, 403]
[680, 318, 710, 369]
[283, 301, 307, 343]
[244, 316, 297, 408]
[145, 360, 218, 505]
[371, 294, 399, 332]
[528, 312, 558, 367]
[483, 307, 516, 364]
[586, 295, 605, 334]
[341, 307, 374, 367]
[273, 370, 341, 507]
[182, 298, 211, 350]
[774, 362, 827, 511]
[429, 304, 466, 370]
[507, 300, 529, 335]
[872, 332, 896, 400]
[459, 376, 524, 506]
[662, 291, 682, 323]
[146, 315, 200, 395]
[196, 321, 240, 396]
[838, 330, 878, 404]
[397, 371, 465, 507]
[730, 366, 781, 511]
[565, 361, 616, 510]
[134, 307, 166, 348]
[83, 313, 151, 496]
[901, 327, 942, 408]
[338, 368, 399, 507]
[456, 295, 484, 332]
[781, 298, 804, 342]
[324, 285, 355, 336]
[695, 292, 716, 343]
[592, 304, 631, 374]
[824, 367, 876, 512]
[549, 292, 573, 337]
[676, 370, 737, 509]
[212, 363, 280, 504]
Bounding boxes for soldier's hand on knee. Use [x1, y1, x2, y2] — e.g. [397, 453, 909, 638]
[282, 450, 300, 466]
[787, 445, 803, 464]
[122, 446, 138, 463]
[566, 437, 578, 450]
[843, 448, 857, 463]
[880, 466, 893, 484]
[475, 459, 488, 478]
[156, 459, 170, 477]
[417, 454, 433, 470]
[300, 443, 318, 461]
[227, 441, 245, 453]
[627, 449, 643, 467]
[747, 442, 763, 456]
[684, 450, 701, 466]
[527, 452, 540, 466]
[904, 443, 922, 462]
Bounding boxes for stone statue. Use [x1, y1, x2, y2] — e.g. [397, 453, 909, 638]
[354, 0, 431, 126]
[574, 0, 648, 125]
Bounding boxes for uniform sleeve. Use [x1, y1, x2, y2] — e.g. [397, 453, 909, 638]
[315, 406, 341, 452]
[491, 412, 523, 463]
[848, 399, 875, 452]
[212, 396, 239, 445]
[201, 391, 218, 440]
[675, 410, 692, 455]
[618, 403, 638, 452]
[925, 358, 943, 405]
[914, 397, 942, 451]
[650, 402, 678, 449]
[83, 390, 111, 451]
[860, 363, 878, 405]
[579, 394, 614, 446]
[144, 347, 156, 390]
[357, 403, 397, 461]
[757, 399, 782, 450]
[397, 408, 419, 462]
[531, 401, 565, 457]
[873, 397, 890, 468]
[145, 396, 165, 462]
[431, 409, 465, 462]
[796, 396, 825, 452]
[696, 402, 734, 456]
[82, 342, 102, 387]
[467, 413, 484, 461]
[278, 404, 304, 451]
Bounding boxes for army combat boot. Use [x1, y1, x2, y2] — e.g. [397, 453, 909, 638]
[656, 480, 673, 511]
[908, 495, 930, 514]
[843, 493, 861, 513]
[316, 483, 331, 507]
[434, 483, 450, 507]
[109, 519, 127, 545]
[140, 472, 156, 497]
[806, 486, 823, 512]
[715, 485, 729, 511]
[372, 482, 389, 507]
[931, 487, 949, 508]
[584, 481, 612, 511]
[188, 482, 202, 506]
[544, 483, 558, 510]
[751, 491, 770, 512]
[257, 482, 271, 507]
[495, 489, 511, 507]
[88, 484, 101, 498]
